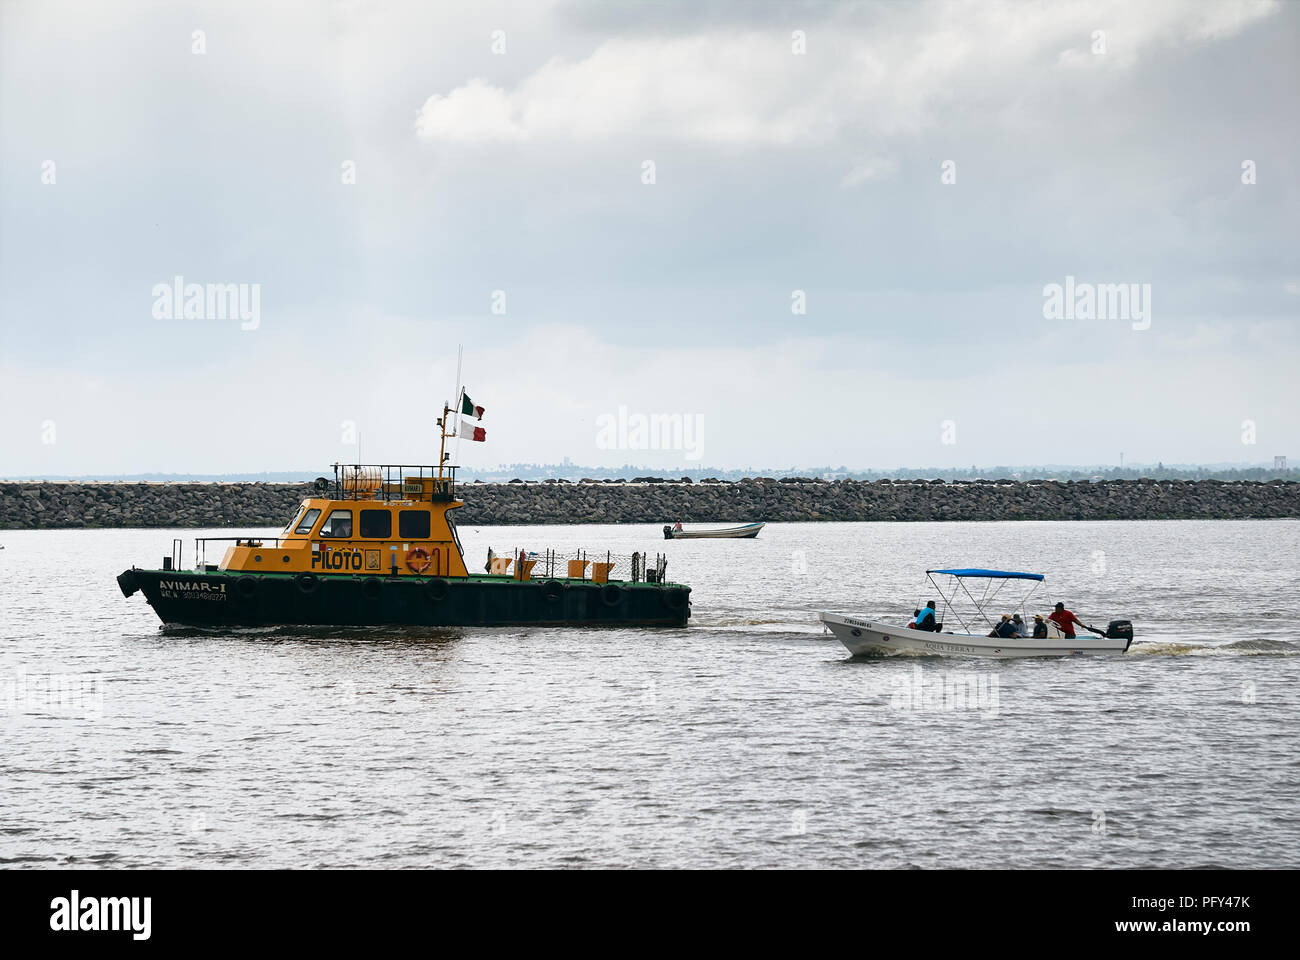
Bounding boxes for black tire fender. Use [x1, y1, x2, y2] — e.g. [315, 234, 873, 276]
[295, 573, 318, 594]
[426, 578, 450, 602]
[117, 569, 139, 598]
[601, 583, 623, 607]
[542, 580, 564, 602]
[236, 576, 258, 600]
[361, 578, 383, 600]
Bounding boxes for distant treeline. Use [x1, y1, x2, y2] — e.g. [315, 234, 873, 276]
[468, 463, 1296, 483]
[5, 462, 1294, 483]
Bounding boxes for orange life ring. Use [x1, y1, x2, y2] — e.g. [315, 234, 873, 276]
[405, 547, 432, 574]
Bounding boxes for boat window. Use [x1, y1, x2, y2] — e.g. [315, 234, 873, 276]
[283, 504, 306, 534]
[318, 509, 353, 539]
[399, 510, 430, 539]
[293, 507, 321, 536]
[359, 509, 392, 539]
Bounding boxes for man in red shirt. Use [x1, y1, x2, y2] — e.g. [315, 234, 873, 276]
[1048, 602, 1101, 638]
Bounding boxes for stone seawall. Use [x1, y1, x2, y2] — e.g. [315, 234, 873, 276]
[1, 478, 1297, 529]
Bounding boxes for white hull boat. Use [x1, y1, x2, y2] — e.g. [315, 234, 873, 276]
[819, 612, 1131, 659]
[820, 567, 1133, 659]
[663, 522, 764, 540]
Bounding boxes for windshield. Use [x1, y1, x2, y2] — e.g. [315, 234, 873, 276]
[293, 507, 321, 536]
[284, 502, 310, 534]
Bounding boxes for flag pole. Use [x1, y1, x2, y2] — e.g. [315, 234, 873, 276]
[453, 344, 464, 468]
[453, 344, 463, 422]
[437, 403, 448, 480]
[439, 345, 463, 482]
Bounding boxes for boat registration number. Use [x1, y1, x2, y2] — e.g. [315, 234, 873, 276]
[158, 579, 227, 601]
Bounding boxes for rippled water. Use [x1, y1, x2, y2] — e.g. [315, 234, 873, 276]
[2, 520, 1297, 868]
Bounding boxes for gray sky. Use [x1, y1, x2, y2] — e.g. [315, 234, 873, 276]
[1, 0, 1296, 475]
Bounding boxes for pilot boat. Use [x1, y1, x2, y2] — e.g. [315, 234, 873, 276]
[819, 568, 1133, 658]
[117, 398, 690, 628]
[117, 462, 689, 628]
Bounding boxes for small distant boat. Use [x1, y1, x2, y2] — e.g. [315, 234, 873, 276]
[820, 568, 1133, 659]
[663, 522, 764, 540]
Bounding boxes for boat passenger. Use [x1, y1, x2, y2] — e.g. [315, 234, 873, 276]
[1032, 615, 1048, 639]
[988, 614, 1017, 639]
[1048, 602, 1100, 638]
[906, 609, 920, 629]
[914, 601, 939, 632]
[1011, 613, 1030, 637]
[673, 521, 683, 532]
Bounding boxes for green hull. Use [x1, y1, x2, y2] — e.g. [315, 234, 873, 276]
[120, 567, 691, 629]
[118, 568, 690, 628]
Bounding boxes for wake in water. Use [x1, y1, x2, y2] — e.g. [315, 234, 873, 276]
[158, 623, 466, 644]
[702, 615, 824, 632]
[1125, 637, 1299, 656]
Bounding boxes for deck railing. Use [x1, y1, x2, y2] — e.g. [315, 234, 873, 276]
[184, 538, 672, 583]
[483, 548, 670, 583]
[192, 536, 289, 570]
[323, 463, 457, 503]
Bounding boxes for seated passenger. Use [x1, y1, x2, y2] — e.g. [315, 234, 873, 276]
[914, 601, 940, 632]
[988, 614, 1017, 639]
[1011, 613, 1030, 637]
[906, 609, 920, 629]
[1032, 614, 1048, 639]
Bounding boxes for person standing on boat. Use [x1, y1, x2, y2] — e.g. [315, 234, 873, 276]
[1048, 602, 1102, 638]
[914, 601, 939, 632]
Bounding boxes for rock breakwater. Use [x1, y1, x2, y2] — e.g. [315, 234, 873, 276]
[1, 477, 1296, 529]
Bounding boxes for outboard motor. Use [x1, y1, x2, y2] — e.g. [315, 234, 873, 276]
[1105, 619, 1134, 649]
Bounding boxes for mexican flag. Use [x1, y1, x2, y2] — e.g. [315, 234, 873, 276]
[458, 418, 486, 442]
[460, 391, 484, 420]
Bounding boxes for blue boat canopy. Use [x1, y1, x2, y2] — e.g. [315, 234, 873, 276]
[927, 568, 1045, 581]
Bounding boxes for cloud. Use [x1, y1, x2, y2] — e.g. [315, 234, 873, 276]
[414, 78, 527, 143]
[417, 32, 830, 145]
[841, 155, 898, 187]
[415, 0, 1280, 145]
